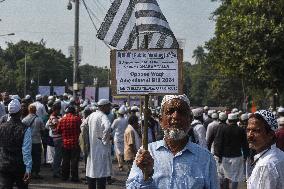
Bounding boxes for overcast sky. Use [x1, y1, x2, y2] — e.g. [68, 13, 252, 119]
[0, 0, 219, 68]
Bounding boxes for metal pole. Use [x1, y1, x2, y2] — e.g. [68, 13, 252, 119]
[73, 0, 79, 98]
[24, 54, 27, 96]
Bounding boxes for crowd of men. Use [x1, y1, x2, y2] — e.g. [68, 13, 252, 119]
[0, 91, 284, 189]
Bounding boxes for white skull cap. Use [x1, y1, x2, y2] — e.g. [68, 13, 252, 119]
[35, 94, 42, 100]
[118, 107, 126, 114]
[192, 108, 203, 117]
[161, 94, 190, 110]
[228, 113, 238, 120]
[219, 112, 227, 121]
[97, 99, 111, 106]
[212, 113, 218, 119]
[278, 117, 284, 125]
[240, 113, 249, 121]
[8, 99, 21, 114]
[278, 107, 284, 113]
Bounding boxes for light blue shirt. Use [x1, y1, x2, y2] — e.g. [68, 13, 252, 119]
[126, 140, 219, 189]
[22, 127, 32, 173]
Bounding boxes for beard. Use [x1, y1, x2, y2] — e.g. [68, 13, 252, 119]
[163, 128, 188, 141]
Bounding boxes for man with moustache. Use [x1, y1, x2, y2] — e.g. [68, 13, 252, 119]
[126, 94, 219, 189]
[246, 110, 284, 189]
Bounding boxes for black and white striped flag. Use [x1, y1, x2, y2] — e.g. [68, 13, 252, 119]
[97, 0, 179, 50]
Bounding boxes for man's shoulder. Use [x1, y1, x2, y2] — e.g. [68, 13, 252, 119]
[258, 146, 284, 167]
[189, 142, 213, 157]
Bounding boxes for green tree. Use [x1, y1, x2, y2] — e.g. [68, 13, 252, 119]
[207, 0, 284, 96]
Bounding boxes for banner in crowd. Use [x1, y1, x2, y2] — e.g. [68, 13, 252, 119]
[85, 87, 96, 101]
[38, 86, 50, 96]
[98, 87, 109, 100]
[53, 86, 65, 96]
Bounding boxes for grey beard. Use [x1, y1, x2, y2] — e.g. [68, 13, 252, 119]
[163, 128, 187, 141]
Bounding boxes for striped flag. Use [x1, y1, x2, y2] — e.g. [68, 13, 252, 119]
[97, 0, 179, 50]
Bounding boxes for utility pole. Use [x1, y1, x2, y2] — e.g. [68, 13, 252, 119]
[73, 0, 79, 98]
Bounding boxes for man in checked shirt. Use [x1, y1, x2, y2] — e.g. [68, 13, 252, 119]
[57, 105, 82, 182]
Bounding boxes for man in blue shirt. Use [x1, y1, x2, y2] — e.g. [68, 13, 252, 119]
[0, 99, 32, 189]
[126, 94, 219, 189]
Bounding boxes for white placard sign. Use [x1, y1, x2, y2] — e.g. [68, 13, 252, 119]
[112, 49, 182, 95]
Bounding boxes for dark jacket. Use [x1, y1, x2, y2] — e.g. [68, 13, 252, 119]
[0, 118, 27, 172]
[214, 123, 249, 159]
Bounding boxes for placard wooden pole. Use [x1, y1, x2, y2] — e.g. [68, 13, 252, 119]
[142, 35, 150, 180]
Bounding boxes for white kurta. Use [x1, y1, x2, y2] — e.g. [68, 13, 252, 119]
[247, 145, 284, 189]
[111, 117, 128, 155]
[86, 110, 112, 178]
[191, 120, 207, 148]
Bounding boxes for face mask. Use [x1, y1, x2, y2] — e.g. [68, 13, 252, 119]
[163, 128, 187, 141]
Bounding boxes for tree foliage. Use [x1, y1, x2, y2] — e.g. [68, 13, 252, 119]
[0, 41, 109, 97]
[207, 0, 284, 94]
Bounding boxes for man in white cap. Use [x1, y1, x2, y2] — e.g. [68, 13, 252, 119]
[246, 110, 284, 189]
[127, 94, 219, 188]
[277, 106, 284, 117]
[203, 106, 209, 121]
[239, 113, 249, 129]
[206, 112, 219, 153]
[0, 99, 32, 188]
[216, 113, 249, 189]
[86, 99, 112, 189]
[204, 109, 215, 130]
[276, 117, 284, 151]
[31, 94, 48, 120]
[191, 108, 207, 148]
[111, 106, 128, 171]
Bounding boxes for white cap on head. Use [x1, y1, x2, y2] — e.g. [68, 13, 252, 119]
[212, 113, 218, 119]
[25, 95, 31, 100]
[228, 113, 238, 120]
[118, 107, 126, 114]
[231, 108, 238, 113]
[8, 99, 21, 114]
[35, 94, 42, 100]
[192, 108, 203, 117]
[240, 113, 249, 121]
[11, 95, 21, 101]
[204, 106, 209, 110]
[97, 99, 111, 106]
[63, 93, 68, 97]
[278, 107, 284, 113]
[278, 117, 284, 126]
[131, 106, 139, 111]
[208, 110, 215, 117]
[219, 112, 227, 121]
[48, 96, 54, 101]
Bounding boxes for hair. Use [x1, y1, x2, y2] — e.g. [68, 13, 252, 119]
[128, 115, 139, 126]
[52, 102, 61, 112]
[28, 104, 36, 114]
[66, 105, 76, 114]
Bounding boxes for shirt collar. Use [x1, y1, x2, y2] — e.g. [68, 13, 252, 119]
[254, 144, 276, 161]
[155, 139, 197, 155]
